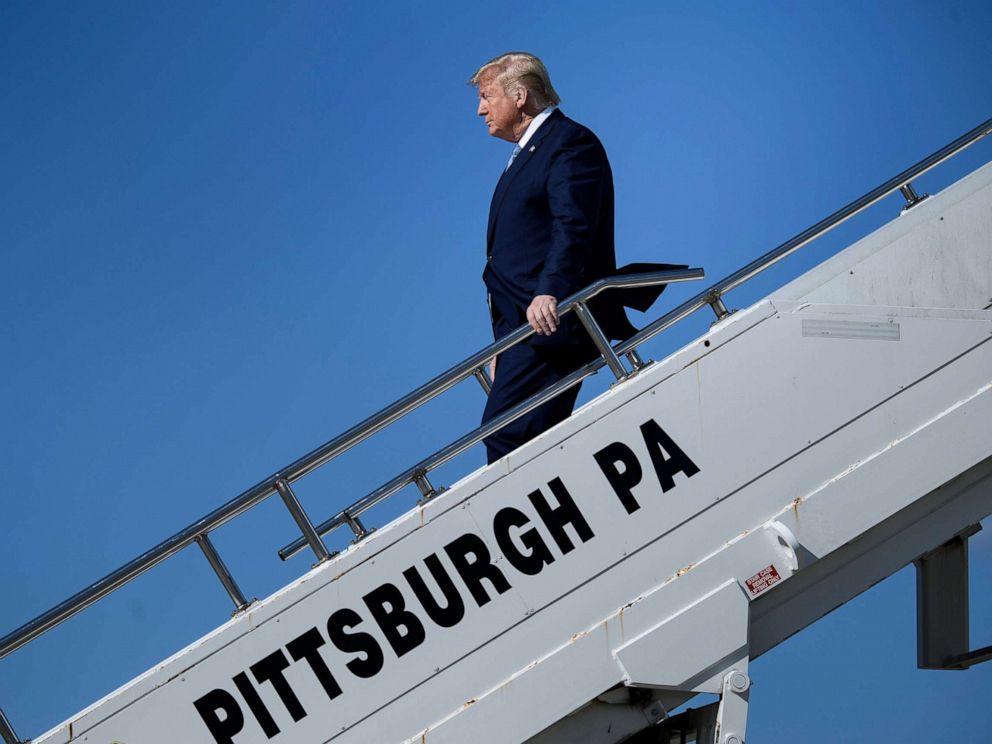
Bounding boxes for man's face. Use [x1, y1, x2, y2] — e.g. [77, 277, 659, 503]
[476, 74, 522, 143]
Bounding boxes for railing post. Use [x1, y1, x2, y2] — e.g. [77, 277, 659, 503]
[707, 292, 731, 321]
[195, 533, 250, 613]
[343, 511, 371, 541]
[274, 479, 332, 563]
[625, 348, 647, 372]
[473, 366, 493, 395]
[899, 181, 929, 212]
[414, 471, 438, 503]
[573, 301, 628, 381]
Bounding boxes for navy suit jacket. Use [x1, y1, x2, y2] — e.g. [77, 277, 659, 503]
[483, 109, 656, 346]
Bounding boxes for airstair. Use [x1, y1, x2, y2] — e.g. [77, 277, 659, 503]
[2, 118, 991, 744]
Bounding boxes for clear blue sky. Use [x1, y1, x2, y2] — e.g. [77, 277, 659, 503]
[2, 1, 991, 740]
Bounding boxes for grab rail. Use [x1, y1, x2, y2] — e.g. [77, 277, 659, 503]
[0, 269, 704, 663]
[278, 114, 992, 559]
[1, 113, 990, 744]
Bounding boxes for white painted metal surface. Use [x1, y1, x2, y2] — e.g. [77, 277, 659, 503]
[34, 161, 992, 744]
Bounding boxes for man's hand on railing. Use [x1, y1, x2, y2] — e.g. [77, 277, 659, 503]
[527, 294, 559, 335]
[488, 357, 497, 383]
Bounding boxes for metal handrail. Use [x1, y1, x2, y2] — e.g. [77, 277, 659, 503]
[279, 113, 992, 559]
[709, 116, 992, 302]
[612, 115, 992, 348]
[280, 348, 606, 559]
[0, 268, 703, 661]
[1, 115, 990, 740]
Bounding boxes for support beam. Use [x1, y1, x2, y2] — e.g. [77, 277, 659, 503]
[915, 525, 980, 670]
[0, 706, 22, 744]
[715, 669, 750, 744]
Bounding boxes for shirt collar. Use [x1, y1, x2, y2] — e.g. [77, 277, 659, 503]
[516, 106, 557, 150]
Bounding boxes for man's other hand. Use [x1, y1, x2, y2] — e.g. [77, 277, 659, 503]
[527, 295, 559, 335]
[488, 356, 497, 382]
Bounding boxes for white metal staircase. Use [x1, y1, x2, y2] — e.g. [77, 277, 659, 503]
[1, 119, 990, 744]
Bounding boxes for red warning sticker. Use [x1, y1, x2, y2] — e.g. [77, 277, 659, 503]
[745, 565, 781, 596]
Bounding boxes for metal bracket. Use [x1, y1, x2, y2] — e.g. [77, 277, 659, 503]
[650, 665, 751, 744]
[715, 667, 750, 744]
[641, 697, 668, 726]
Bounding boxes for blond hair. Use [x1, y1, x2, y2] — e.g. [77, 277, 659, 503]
[469, 52, 561, 109]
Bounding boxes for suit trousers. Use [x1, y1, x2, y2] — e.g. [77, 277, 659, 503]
[481, 341, 597, 464]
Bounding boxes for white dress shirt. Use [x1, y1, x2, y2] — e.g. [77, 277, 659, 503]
[506, 106, 557, 169]
[518, 105, 557, 149]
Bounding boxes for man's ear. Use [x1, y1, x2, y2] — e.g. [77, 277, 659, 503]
[514, 86, 528, 110]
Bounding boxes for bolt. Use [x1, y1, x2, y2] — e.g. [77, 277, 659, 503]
[644, 703, 665, 721]
[729, 671, 750, 693]
[725, 735, 744, 744]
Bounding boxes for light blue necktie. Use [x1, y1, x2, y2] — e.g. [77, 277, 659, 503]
[505, 144, 522, 172]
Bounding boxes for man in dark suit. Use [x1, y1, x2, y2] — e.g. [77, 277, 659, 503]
[471, 52, 659, 464]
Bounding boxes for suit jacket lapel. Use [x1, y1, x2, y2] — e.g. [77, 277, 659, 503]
[487, 110, 564, 252]
[486, 167, 512, 251]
